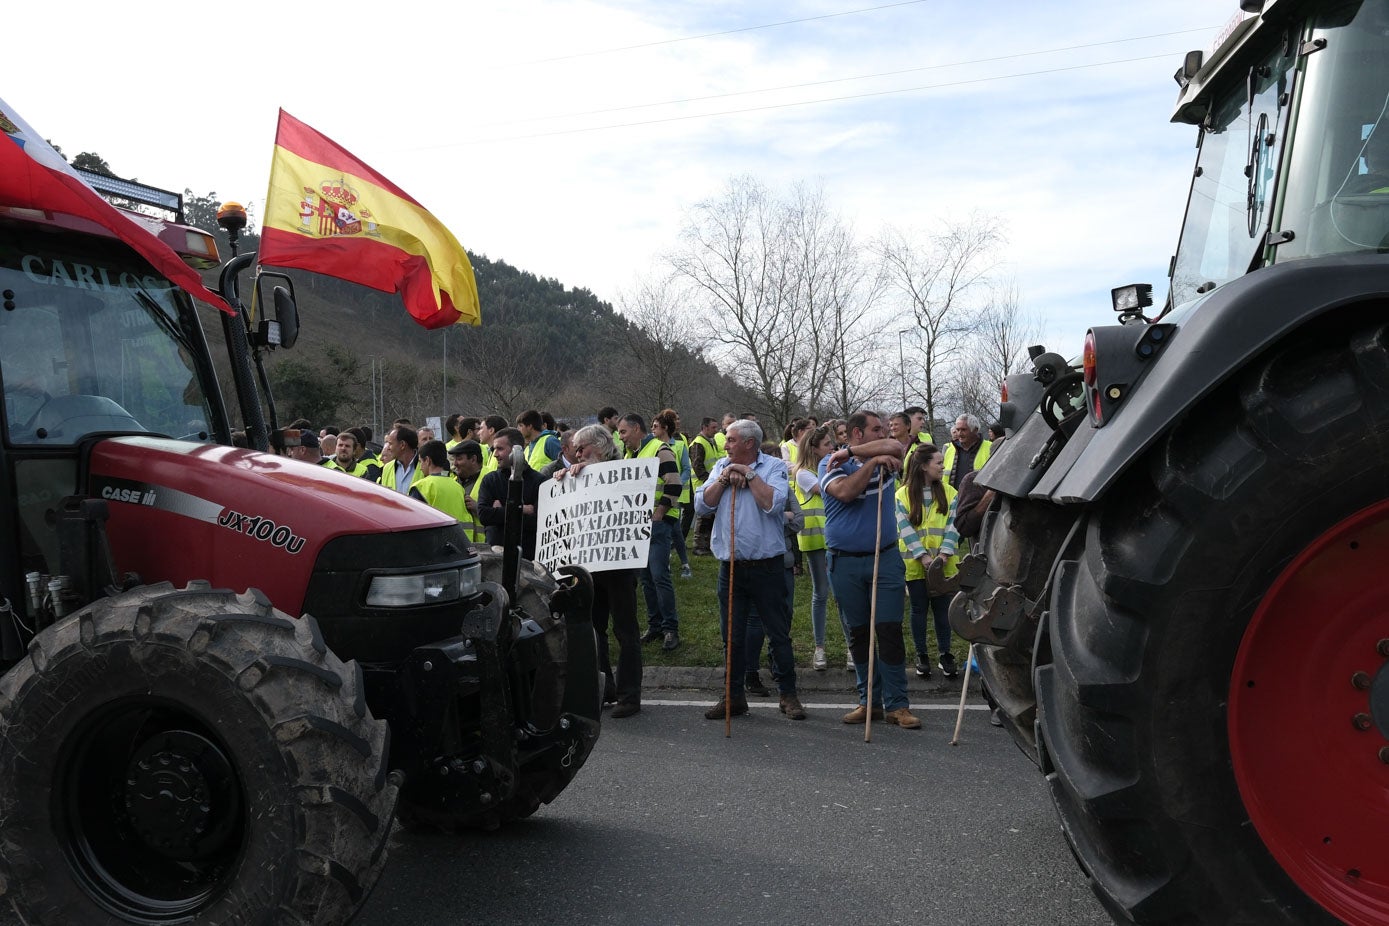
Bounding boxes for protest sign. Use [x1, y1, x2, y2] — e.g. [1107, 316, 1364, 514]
[535, 458, 659, 573]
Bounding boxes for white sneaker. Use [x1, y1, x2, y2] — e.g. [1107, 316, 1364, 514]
[813, 646, 827, 671]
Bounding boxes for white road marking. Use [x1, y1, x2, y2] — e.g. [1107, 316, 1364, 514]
[636, 699, 987, 710]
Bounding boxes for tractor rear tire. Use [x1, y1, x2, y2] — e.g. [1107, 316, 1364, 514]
[0, 582, 397, 925]
[1038, 317, 1389, 925]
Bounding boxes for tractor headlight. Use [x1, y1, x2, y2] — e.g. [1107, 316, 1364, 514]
[365, 562, 482, 608]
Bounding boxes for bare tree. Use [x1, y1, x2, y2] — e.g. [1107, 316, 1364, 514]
[669, 176, 893, 431]
[609, 274, 708, 415]
[875, 215, 1002, 428]
[976, 280, 1037, 380]
[667, 176, 801, 428]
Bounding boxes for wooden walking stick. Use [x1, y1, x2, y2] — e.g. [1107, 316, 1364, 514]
[864, 468, 887, 743]
[949, 642, 977, 746]
[725, 484, 737, 738]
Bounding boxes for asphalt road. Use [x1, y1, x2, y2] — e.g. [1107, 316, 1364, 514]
[359, 693, 1111, 926]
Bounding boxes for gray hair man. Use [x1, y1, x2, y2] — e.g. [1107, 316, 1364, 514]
[694, 418, 806, 721]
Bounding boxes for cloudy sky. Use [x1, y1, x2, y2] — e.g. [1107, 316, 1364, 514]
[5, 0, 1233, 358]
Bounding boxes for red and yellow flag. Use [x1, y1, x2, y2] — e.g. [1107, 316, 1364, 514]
[259, 110, 480, 329]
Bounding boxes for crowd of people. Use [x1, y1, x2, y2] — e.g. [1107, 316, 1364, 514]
[265, 405, 1002, 726]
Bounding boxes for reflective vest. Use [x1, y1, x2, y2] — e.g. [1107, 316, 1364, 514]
[781, 439, 799, 464]
[479, 443, 498, 479]
[413, 472, 467, 521]
[525, 430, 560, 471]
[896, 482, 959, 582]
[379, 458, 426, 493]
[942, 439, 992, 488]
[671, 436, 692, 504]
[454, 473, 484, 543]
[690, 433, 723, 490]
[324, 458, 369, 478]
[793, 472, 825, 552]
[715, 432, 727, 452]
[627, 435, 671, 519]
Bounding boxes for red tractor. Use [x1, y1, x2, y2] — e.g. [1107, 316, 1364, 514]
[0, 170, 601, 923]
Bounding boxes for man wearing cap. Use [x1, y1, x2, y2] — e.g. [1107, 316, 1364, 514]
[448, 439, 485, 543]
[409, 440, 467, 520]
[286, 429, 322, 464]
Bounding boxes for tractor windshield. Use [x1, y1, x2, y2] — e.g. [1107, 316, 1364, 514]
[1275, 0, 1389, 263]
[0, 226, 216, 445]
[1169, 37, 1295, 308]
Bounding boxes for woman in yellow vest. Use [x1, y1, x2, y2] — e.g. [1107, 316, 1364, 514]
[895, 444, 963, 680]
[792, 424, 839, 671]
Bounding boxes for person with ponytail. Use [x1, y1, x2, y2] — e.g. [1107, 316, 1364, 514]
[895, 444, 964, 679]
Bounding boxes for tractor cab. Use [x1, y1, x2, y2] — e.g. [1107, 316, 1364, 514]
[0, 205, 228, 631]
[1168, 0, 1389, 312]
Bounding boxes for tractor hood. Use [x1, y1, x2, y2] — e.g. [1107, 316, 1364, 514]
[88, 436, 457, 614]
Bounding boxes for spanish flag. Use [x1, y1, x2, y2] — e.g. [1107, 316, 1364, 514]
[259, 110, 480, 329]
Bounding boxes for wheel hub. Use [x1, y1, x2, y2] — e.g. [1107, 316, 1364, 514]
[124, 732, 224, 859]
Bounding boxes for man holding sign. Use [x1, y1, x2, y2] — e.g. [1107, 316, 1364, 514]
[694, 420, 807, 722]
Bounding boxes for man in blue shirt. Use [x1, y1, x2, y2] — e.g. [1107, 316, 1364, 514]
[820, 410, 919, 730]
[694, 419, 806, 721]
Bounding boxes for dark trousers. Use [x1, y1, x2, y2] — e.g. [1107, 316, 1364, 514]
[693, 515, 714, 554]
[593, 568, 641, 705]
[745, 565, 796, 682]
[718, 557, 797, 697]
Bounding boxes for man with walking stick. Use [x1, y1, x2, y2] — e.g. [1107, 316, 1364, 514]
[821, 411, 919, 730]
[694, 419, 807, 723]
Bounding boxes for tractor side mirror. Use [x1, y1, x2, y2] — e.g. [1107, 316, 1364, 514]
[272, 286, 299, 349]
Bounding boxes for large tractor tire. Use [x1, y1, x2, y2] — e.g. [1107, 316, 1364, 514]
[1038, 315, 1389, 926]
[0, 582, 397, 925]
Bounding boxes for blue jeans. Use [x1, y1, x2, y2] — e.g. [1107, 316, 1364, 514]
[641, 518, 679, 633]
[803, 548, 829, 646]
[828, 549, 908, 710]
[719, 557, 797, 697]
[670, 507, 690, 567]
[906, 578, 953, 657]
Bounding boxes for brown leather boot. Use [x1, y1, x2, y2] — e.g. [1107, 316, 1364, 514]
[704, 696, 749, 720]
[779, 693, 807, 720]
[841, 704, 884, 724]
[884, 707, 922, 729]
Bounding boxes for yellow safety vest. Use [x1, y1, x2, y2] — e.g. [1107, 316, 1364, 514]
[379, 458, 427, 492]
[671, 436, 692, 505]
[324, 458, 369, 478]
[413, 472, 467, 521]
[793, 473, 825, 552]
[479, 443, 498, 479]
[627, 435, 671, 520]
[942, 440, 992, 488]
[454, 473, 484, 543]
[690, 433, 723, 490]
[525, 430, 559, 471]
[781, 439, 799, 464]
[896, 482, 959, 582]
[715, 432, 727, 452]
